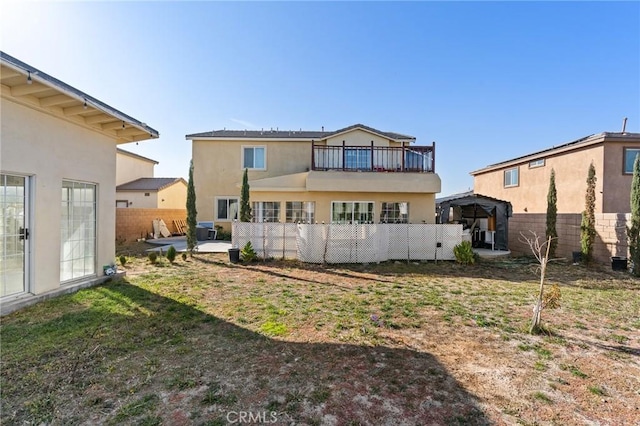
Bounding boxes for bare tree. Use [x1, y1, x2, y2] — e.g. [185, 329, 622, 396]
[519, 231, 561, 334]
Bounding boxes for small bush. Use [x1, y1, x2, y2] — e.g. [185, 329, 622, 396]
[453, 241, 476, 264]
[166, 246, 176, 263]
[181, 252, 187, 261]
[148, 252, 158, 264]
[241, 241, 257, 262]
[119, 255, 127, 267]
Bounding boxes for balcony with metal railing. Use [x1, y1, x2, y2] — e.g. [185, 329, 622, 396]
[311, 141, 435, 173]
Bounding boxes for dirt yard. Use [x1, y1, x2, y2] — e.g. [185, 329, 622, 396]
[1, 252, 639, 425]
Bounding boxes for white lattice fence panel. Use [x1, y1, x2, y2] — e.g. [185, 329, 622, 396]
[387, 224, 410, 260]
[406, 224, 437, 260]
[296, 224, 326, 263]
[437, 224, 462, 260]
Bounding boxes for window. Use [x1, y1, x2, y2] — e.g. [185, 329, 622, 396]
[116, 200, 128, 208]
[252, 201, 281, 222]
[286, 201, 315, 223]
[144, 192, 150, 197]
[242, 146, 266, 170]
[60, 181, 96, 282]
[331, 201, 374, 224]
[504, 167, 519, 187]
[624, 148, 640, 174]
[529, 159, 545, 168]
[345, 148, 371, 170]
[216, 197, 239, 221]
[381, 202, 409, 223]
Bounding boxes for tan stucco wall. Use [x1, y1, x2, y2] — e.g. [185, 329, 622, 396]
[251, 191, 435, 225]
[326, 130, 397, 146]
[192, 131, 438, 232]
[473, 144, 604, 214]
[192, 139, 311, 224]
[602, 142, 640, 213]
[158, 182, 187, 209]
[116, 151, 155, 185]
[116, 190, 158, 209]
[1, 97, 117, 295]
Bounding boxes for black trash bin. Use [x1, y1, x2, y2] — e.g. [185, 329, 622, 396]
[196, 226, 209, 241]
[228, 248, 240, 263]
[611, 256, 627, 271]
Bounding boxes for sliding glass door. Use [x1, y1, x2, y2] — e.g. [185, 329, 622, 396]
[0, 174, 29, 297]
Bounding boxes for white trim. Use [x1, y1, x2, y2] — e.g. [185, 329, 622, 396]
[215, 196, 240, 222]
[504, 167, 519, 188]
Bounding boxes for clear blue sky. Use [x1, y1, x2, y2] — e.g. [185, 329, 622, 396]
[2, 1, 638, 196]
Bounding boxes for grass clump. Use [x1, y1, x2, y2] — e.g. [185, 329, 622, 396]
[148, 252, 158, 264]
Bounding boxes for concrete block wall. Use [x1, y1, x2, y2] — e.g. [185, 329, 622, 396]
[509, 213, 630, 264]
[116, 208, 187, 243]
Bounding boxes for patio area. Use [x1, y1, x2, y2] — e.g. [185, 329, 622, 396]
[145, 236, 232, 253]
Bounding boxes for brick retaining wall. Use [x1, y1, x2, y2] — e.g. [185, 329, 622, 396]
[509, 213, 630, 264]
[116, 208, 187, 243]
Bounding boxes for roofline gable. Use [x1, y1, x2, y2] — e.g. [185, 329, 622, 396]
[1, 51, 159, 141]
[117, 148, 159, 165]
[470, 132, 640, 175]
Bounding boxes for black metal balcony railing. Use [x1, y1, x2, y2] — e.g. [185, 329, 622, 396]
[311, 141, 435, 173]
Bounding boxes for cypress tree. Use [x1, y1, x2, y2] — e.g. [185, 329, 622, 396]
[546, 169, 558, 258]
[628, 154, 640, 275]
[240, 168, 252, 222]
[580, 162, 596, 263]
[186, 160, 197, 254]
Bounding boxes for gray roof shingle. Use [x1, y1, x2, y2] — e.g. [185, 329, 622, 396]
[186, 123, 416, 141]
[116, 178, 185, 191]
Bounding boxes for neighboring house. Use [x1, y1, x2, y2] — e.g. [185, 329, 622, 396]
[186, 124, 441, 232]
[470, 131, 640, 261]
[0, 51, 158, 312]
[116, 177, 187, 209]
[115, 148, 187, 209]
[116, 148, 158, 186]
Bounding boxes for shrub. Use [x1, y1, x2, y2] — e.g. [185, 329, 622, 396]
[166, 245, 176, 263]
[181, 252, 187, 261]
[148, 252, 158, 264]
[453, 241, 476, 264]
[241, 241, 258, 262]
[118, 255, 127, 267]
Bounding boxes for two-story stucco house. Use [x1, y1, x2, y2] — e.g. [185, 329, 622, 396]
[186, 124, 441, 232]
[116, 148, 187, 209]
[1, 51, 158, 313]
[471, 131, 640, 262]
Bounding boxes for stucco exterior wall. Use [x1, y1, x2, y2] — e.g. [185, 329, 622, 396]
[473, 144, 604, 214]
[116, 151, 155, 185]
[116, 190, 158, 209]
[158, 182, 187, 209]
[214, 191, 435, 232]
[1, 97, 117, 295]
[326, 130, 394, 146]
[602, 142, 640, 213]
[192, 139, 312, 224]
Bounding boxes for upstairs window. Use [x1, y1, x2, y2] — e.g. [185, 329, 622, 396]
[529, 159, 545, 168]
[243, 146, 266, 170]
[624, 148, 640, 174]
[504, 167, 519, 188]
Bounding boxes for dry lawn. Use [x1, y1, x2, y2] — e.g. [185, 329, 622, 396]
[1, 251, 639, 425]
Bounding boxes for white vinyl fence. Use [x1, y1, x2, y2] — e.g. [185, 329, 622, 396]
[232, 222, 462, 263]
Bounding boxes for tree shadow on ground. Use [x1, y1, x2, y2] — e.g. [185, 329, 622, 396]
[1, 279, 490, 425]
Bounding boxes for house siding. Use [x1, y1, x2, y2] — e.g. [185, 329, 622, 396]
[1, 97, 116, 295]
